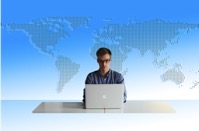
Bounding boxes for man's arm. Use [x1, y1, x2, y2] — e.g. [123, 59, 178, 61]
[117, 73, 127, 103]
[83, 73, 93, 103]
[82, 88, 86, 103]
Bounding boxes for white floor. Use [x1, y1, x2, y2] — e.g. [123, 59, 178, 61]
[1, 100, 199, 131]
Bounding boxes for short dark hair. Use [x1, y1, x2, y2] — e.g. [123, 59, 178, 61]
[96, 47, 112, 57]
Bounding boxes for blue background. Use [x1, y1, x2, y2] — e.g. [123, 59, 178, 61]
[1, 0, 199, 131]
[1, 0, 199, 100]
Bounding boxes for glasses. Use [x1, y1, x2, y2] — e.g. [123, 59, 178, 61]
[98, 59, 111, 64]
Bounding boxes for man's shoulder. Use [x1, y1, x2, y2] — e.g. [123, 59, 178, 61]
[85, 70, 99, 83]
[87, 70, 99, 76]
[109, 70, 124, 83]
[110, 69, 122, 75]
[87, 69, 123, 77]
[110, 70, 123, 79]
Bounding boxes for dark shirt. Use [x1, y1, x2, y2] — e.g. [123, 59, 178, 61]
[83, 69, 127, 103]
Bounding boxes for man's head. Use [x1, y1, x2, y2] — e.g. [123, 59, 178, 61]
[96, 47, 111, 74]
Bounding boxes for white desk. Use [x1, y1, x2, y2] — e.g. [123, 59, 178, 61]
[32, 100, 175, 113]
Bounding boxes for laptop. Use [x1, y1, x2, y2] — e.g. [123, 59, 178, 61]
[85, 84, 124, 109]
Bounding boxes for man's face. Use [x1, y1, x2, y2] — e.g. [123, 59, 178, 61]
[97, 53, 111, 72]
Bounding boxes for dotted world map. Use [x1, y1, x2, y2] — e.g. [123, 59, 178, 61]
[3, 17, 199, 92]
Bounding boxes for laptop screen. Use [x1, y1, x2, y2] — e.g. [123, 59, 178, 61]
[85, 84, 124, 109]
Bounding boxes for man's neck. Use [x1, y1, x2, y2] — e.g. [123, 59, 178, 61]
[99, 69, 110, 77]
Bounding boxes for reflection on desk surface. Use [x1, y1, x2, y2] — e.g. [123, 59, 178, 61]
[33, 100, 175, 113]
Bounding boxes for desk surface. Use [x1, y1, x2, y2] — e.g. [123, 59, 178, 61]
[33, 100, 175, 113]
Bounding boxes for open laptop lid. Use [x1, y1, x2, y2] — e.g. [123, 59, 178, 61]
[85, 84, 124, 109]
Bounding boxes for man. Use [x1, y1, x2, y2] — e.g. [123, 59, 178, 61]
[83, 47, 127, 103]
